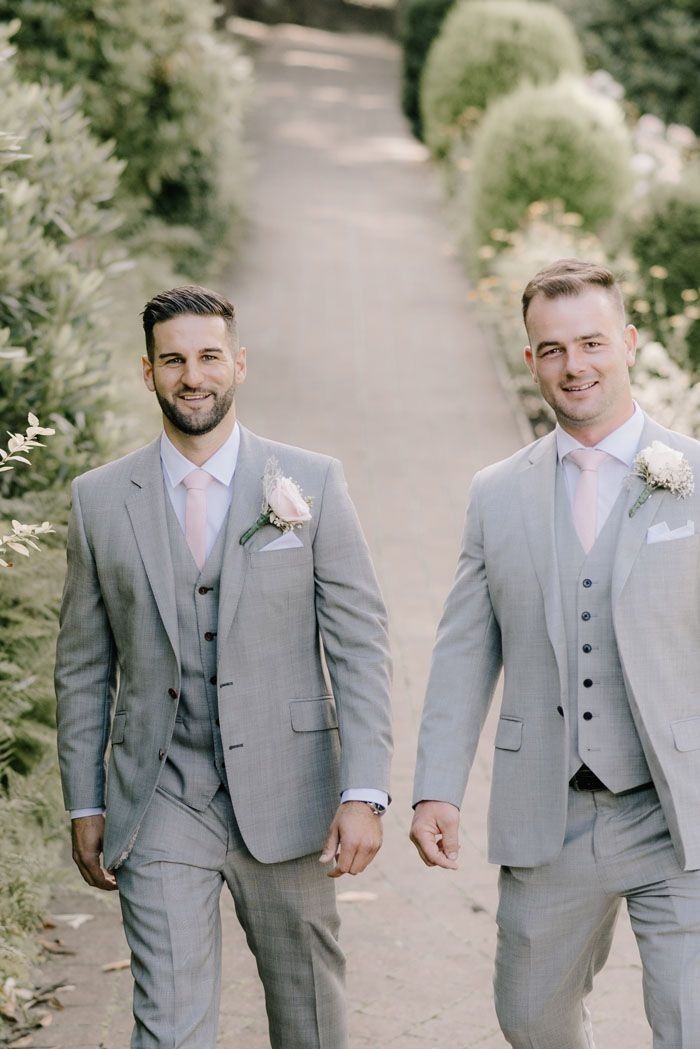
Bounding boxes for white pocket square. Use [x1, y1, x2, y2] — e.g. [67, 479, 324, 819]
[259, 531, 304, 552]
[646, 520, 695, 544]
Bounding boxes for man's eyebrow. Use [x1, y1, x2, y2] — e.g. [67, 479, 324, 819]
[534, 332, 607, 354]
[156, 346, 225, 360]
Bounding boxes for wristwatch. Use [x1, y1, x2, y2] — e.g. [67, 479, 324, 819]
[357, 801, 386, 816]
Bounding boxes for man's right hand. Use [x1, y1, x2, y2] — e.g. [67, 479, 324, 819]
[409, 800, 460, 870]
[71, 814, 118, 891]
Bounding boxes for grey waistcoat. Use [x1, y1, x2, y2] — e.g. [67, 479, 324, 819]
[555, 467, 651, 791]
[159, 495, 229, 810]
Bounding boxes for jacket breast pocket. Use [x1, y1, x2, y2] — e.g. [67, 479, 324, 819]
[290, 697, 338, 732]
[494, 716, 523, 752]
[671, 716, 700, 753]
[111, 711, 126, 745]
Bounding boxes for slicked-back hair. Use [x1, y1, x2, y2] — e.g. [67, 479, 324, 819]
[142, 285, 238, 362]
[522, 258, 625, 325]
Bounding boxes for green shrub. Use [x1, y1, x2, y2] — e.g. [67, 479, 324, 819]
[399, 0, 455, 138]
[0, 23, 123, 495]
[552, 0, 700, 134]
[420, 0, 583, 157]
[628, 170, 700, 367]
[4, 0, 251, 275]
[471, 78, 632, 245]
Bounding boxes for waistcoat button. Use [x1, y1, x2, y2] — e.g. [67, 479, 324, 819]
[204, 631, 216, 641]
[198, 586, 212, 595]
[557, 705, 564, 717]
[583, 678, 593, 688]
[210, 674, 217, 686]
[582, 644, 592, 654]
[583, 578, 592, 588]
[582, 711, 593, 721]
[581, 611, 591, 621]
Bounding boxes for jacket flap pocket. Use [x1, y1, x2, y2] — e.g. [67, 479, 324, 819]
[290, 697, 338, 732]
[671, 716, 700, 753]
[494, 716, 523, 752]
[111, 711, 126, 745]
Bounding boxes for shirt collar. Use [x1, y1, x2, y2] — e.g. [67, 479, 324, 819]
[556, 402, 645, 468]
[160, 423, 241, 489]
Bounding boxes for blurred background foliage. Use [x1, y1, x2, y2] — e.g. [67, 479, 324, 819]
[0, 0, 251, 994]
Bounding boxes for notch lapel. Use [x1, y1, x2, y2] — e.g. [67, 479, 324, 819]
[611, 416, 672, 607]
[217, 427, 270, 647]
[125, 438, 180, 664]
[518, 432, 568, 693]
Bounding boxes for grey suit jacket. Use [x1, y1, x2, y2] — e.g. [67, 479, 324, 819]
[413, 415, 700, 870]
[55, 426, 392, 870]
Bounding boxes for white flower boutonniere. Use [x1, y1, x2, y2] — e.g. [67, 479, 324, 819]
[240, 457, 313, 545]
[628, 441, 695, 518]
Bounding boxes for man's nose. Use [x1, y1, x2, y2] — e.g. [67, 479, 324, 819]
[565, 347, 587, 374]
[181, 360, 203, 386]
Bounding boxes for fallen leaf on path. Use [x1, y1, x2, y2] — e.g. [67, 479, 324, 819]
[336, 891, 377, 903]
[101, 959, 130, 972]
[49, 913, 94, 930]
[37, 939, 76, 956]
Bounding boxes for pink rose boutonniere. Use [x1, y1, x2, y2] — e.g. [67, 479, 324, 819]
[240, 457, 312, 545]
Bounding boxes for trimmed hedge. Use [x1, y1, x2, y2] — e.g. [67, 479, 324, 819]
[629, 170, 700, 366]
[0, 22, 123, 495]
[3, 0, 251, 275]
[471, 78, 632, 245]
[421, 0, 583, 157]
[399, 0, 455, 138]
[552, 0, 700, 134]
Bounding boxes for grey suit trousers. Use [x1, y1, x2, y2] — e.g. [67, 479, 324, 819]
[495, 785, 700, 1049]
[115, 786, 346, 1049]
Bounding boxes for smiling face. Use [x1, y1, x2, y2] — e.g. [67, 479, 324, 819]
[523, 287, 638, 445]
[142, 313, 246, 443]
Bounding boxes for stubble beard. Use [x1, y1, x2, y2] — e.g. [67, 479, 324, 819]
[155, 383, 236, 436]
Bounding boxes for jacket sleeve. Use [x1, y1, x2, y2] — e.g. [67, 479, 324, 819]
[312, 458, 393, 795]
[413, 472, 503, 808]
[54, 479, 118, 810]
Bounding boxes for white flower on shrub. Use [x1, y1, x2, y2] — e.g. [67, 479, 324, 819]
[0, 413, 56, 568]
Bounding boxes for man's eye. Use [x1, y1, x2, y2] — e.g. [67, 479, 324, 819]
[584, 341, 601, 350]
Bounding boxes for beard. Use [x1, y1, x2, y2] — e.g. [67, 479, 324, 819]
[155, 382, 236, 436]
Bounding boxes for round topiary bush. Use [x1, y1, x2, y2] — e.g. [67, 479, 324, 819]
[399, 0, 456, 139]
[471, 78, 632, 245]
[420, 0, 584, 157]
[629, 170, 700, 367]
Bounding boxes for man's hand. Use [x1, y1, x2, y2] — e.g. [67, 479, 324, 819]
[319, 801, 383, 878]
[71, 814, 118, 891]
[410, 800, 460, 870]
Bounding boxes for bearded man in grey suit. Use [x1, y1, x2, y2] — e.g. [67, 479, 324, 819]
[411, 259, 700, 1048]
[55, 285, 392, 1049]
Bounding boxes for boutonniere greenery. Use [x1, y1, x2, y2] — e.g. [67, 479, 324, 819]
[240, 457, 313, 545]
[628, 441, 695, 518]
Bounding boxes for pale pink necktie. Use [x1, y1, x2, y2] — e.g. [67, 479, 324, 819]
[567, 448, 611, 553]
[182, 469, 213, 570]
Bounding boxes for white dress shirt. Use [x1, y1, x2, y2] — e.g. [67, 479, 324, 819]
[71, 423, 387, 817]
[556, 402, 645, 537]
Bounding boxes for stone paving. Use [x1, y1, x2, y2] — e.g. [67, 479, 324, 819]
[39, 22, 648, 1049]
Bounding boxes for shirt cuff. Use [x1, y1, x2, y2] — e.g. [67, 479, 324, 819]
[70, 807, 104, 819]
[341, 789, 388, 809]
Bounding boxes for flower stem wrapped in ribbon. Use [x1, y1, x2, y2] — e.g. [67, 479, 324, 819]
[240, 457, 313, 544]
[629, 441, 695, 517]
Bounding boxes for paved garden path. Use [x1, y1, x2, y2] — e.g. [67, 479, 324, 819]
[41, 22, 647, 1048]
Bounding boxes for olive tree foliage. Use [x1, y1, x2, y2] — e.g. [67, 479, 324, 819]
[3, 0, 252, 274]
[0, 22, 123, 494]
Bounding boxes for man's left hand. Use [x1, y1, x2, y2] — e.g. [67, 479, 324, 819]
[319, 801, 383, 878]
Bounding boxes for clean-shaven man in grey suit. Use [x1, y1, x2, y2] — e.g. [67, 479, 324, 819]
[55, 285, 392, 1048]
[411, 259, 700, 1047]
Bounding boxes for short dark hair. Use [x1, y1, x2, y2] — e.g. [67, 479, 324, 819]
[142, 285, 238, 362]
[522, 258, 625, 324]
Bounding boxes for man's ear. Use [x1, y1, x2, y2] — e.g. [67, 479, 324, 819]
[235, 345, 247, 385]
[142, 355, 155, 392]
[624, 324, 638, 368]
[523, 345, 538, 382]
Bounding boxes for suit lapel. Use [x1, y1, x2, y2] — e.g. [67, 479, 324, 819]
[518, 432, 568, 690]
[217, 426, 269, 647]
[125, 438, 180, 664]
[611, 415, 672, 607]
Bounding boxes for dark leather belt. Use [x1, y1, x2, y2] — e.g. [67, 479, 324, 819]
[569, 765, 653, 794]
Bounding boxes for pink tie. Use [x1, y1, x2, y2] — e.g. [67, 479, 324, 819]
[182, 469, 213, 570]
[567, 449, 610, 553]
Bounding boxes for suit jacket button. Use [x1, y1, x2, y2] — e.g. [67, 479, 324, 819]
[198, 586, 212, 595]
[210, 674, 217, 686]
[583, 578, 592, 588]
[582, 644, 592, 654]
[158, 748, 166, 760]
[583, 678, 593, 688]
[582, 711, 593, 721]
[204, 631, 215, 641]
[557, 705, 564, 717]
[581, 611, 591, 621]
[168, 688, 177, 699]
